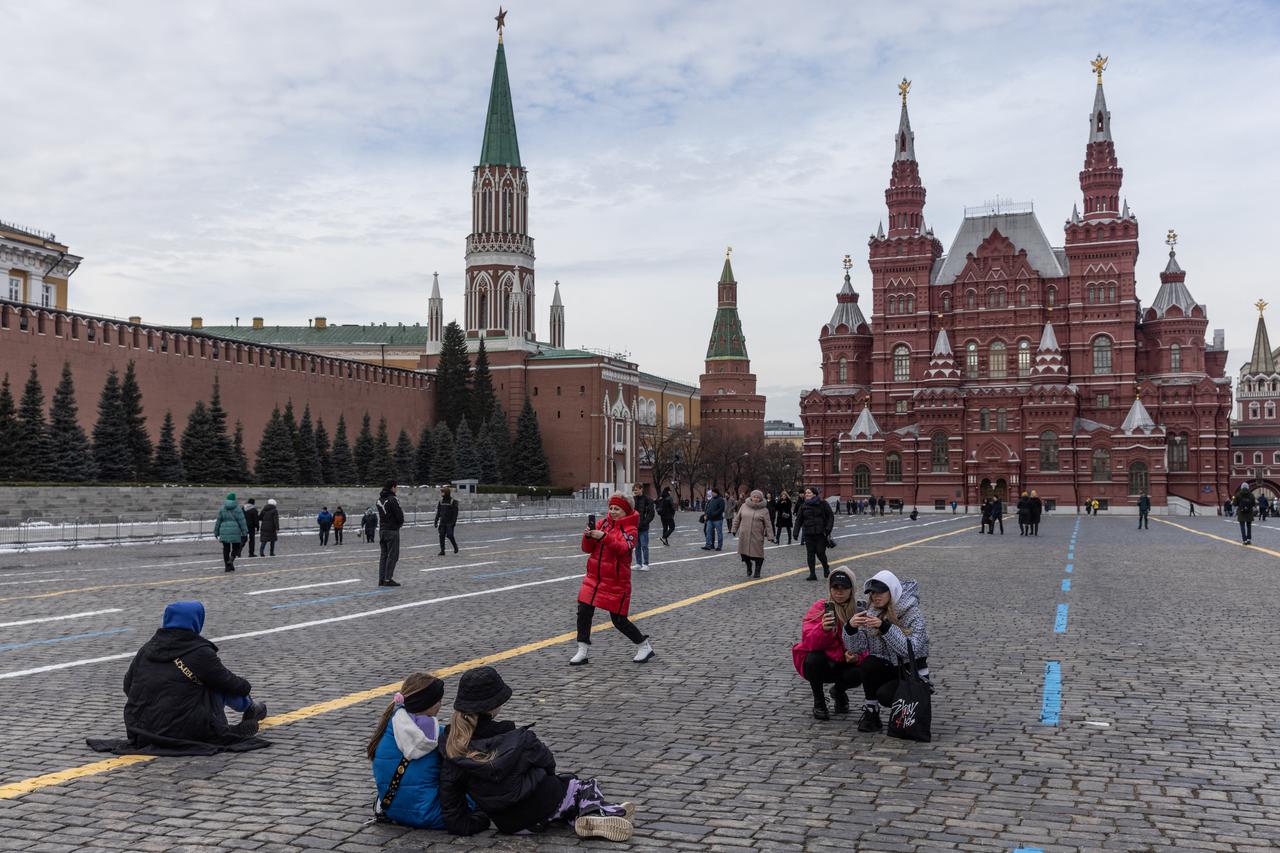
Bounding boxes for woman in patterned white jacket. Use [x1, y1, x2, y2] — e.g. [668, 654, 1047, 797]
[843, 569, 930, 733]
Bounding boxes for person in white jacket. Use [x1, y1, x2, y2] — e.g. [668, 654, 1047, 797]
[843, 569, 930, 733]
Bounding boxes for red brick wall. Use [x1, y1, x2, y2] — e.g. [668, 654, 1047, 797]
[0, 303, 432, 462]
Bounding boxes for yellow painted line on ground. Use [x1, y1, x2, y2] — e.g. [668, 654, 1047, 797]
[0, 523, 968, 801]
[1152, 517, 1280, 558]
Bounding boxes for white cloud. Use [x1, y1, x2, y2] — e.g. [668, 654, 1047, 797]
[2, 0, 1277, 421]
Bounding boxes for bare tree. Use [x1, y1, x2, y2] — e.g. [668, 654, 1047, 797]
[670, 427, 710, 507]
[755, 442, 803, 495]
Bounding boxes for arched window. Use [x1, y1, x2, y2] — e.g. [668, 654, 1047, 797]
[1088, 284, 1097, 304]
[1249, 401, 1260, 419]
[967, 290, 976, 309]
[838, 356, 848, 383]
[831, 437, 841, 474]
[998, 288, 1007, 308]
[1018, 287, 1028, 306]
[1018, 340, 1032, 377]
[989, 341, 1007, 378]
[942, 292, 951, 312]
[1128, 461, 1149, 495]
[1092, 336, 1113, 374]
[893, 345, 910, 382]
[1108, 284, 1116, 301]
[931, 432, 949, 472]
[986, 288, 996, 309]
[854, 464, 871, 494]
[676, 404, 685, 426]
[1040, 430, 1059, 471]
[1092, 448, 1112, 481]
[667, 402, 675, 426]
[997, 408, 1008, 431]
[906, 294, 914, 314]
[1234, 452, 1244, 465]
[1274, 451, 1280, 464]
[1268, 401, 1277, 419]
[979, 408, 990, 431]
[1046, 286, 1056, 307]
[1255, 452, 1265, 465]
[1168, 432, 1189, 471]
[886, 453, 902, 483]
[966, 342, 979, 378]
[1170, 344, 1182, 372]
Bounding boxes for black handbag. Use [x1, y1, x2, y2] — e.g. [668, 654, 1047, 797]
[885, 639, 933, 742]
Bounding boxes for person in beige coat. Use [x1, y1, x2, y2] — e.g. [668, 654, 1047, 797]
[732, 490, 773, 578]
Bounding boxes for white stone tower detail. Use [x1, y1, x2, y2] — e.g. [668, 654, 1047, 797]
[549, 280, 565, 348]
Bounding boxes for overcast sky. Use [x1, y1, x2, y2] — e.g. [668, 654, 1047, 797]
[4, 1, 1279, 421]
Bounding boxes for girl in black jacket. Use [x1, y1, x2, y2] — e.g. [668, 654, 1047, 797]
[440, 667, 635, 841]
[774, 489, 794, 544]
[434, 486, 460, 555]
[793, 487, 834, 580]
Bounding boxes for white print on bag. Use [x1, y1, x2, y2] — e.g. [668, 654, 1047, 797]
[890, 698, 918, 729]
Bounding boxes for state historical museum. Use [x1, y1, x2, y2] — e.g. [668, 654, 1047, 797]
[800, 61, 1233, 512]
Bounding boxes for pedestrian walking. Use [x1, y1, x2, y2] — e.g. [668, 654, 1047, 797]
[1223, 499, 1234, 518]
[362, 506, 378, 542]
[377, 481, 405, 587]
[569, 495, 654, 666]
[989, 496, 1004, 534]
[258, 498, 279, 557]
[980, 498, 992, 533]
[1091, 498, 1100, 515]
[845, 570, 931, 733]
[732, 489, 771, 578]
[726, 493, 740, 535]
[792, 568, 863, 720]
[657, 486, 676, 545]
[1029, 489, 1043, 536]
[793, 487, 834, 581]
[317, 507, 333, 545]
[868, 493, 876, 518]
[214, 493, 248, 572]
[1016, 491, 1030, 536]
[950, 500, 957, 514]
[1137, 491, 1151, 530]
[632, 483, 655, 570]
[1189, 501, 1197, 516]
[433, 486, 460, 555]
[702, 489, 726, 551]
[878, 496, 887, 516]
[1259, 494, 1271, 521]
[774, 489, 794, 544]
[242, 498, 260, 557]
[333, 506, 346, 545]
[1234, 485, 1256, 545]
[439, 667, 636, 840]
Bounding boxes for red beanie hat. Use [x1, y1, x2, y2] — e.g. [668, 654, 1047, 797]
[608, 494, 633, 514]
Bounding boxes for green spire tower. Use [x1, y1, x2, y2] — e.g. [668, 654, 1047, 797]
[479, 41, 521, 167]
[699, 248, 766, 440]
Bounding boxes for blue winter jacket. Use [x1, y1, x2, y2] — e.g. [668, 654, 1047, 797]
[371, 715, 448, 829]
[317, 511, 333, 527]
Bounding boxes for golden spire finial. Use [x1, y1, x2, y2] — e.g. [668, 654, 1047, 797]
[495, 6, 507, 42]
[898, 78, 911, 105]
[1166, 228, 1178, 250]
[1257, 299, 1270, 317]
[1091, 53, 1108, 84]
[842, 254, 852, 272]
[726, 245, 732, 260]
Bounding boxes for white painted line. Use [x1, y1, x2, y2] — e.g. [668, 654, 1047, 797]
[0, 578, 77, 587]
[0, 608, 124, 629]
[246, 579, 361, 596]
[420, 561, 499, 573]
[0, 573, 585, 681]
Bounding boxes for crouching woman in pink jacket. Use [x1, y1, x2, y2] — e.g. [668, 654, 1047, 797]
[791, 568, 864, 720]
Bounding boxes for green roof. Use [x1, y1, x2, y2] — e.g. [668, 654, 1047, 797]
[705, 306, 749, 361]
[528, 347, 596, 360]
[479, 43, 521, 167]
[720, 257, 735, 284]
[196, 325, 432, 346]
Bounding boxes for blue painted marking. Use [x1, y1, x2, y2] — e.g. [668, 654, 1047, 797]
[473, 566, 545, 579]
[1015, 848, 1046, 853]
[1065, 562, 1073, 573]
[1061, 578, 1071, 592]
[1054, 603, 1069, 633]
[1039, 661, 1061, 726]
[0, 627, 130, 652]
[272, 589, 391, 609]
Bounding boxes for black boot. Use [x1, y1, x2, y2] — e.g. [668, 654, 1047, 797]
[812, 699, 830, 721]
[831, 688, 850, 715]
[753, 567, 761, 578]
[807, 572, 817, 581]
[857, 707, 883, 732]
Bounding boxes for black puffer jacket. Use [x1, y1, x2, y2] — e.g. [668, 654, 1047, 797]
[793, 497, 834, 540]
[433, 497, 458, 532]
[439, 716, 566, 835]
[122, 628, 252, 747]
[258, 504, 280, 542]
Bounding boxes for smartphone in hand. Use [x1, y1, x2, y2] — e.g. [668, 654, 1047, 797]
[587, 514, 596, 531]
[854, 599, 868, 615]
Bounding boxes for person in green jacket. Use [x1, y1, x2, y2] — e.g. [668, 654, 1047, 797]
[215, 492, 249, 572]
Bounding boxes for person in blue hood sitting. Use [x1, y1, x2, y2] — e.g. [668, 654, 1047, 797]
[119, 602, 268, 751]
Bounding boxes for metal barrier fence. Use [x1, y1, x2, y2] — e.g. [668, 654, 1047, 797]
[0, 497, 595, 551]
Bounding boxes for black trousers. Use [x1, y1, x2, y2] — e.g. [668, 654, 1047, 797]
[804, 537, 829, 575]
[1138, 511, 1149, 529]
[319, 526, 330, 545]
[857, 656, 905, 707]
[379, 529, 401, 582]
[776, 521, 792, 543]
[221, 541, 236, 568]
[439, 525, 458, 552]
[246, 530, 257, 556]
[334, 527, 344, 544]
[741, 555, 763, 574]
[576, 601, 645, 645]
[364, 527, 376, 542]
[802, 651, 860, 705]
[260, 539, 275, 556]
[1239, 518, 1253, 541]
[660, 517, 675, 539]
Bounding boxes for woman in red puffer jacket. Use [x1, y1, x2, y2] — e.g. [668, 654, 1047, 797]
[568, 495, 655, 667]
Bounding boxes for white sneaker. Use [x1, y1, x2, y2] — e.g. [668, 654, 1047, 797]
[633, 638, 655, 663]
[637, 563, 649, 571]
[569, 642, 590, 666]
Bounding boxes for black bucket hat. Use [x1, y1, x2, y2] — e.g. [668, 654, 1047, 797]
[453, 666, 512, 713]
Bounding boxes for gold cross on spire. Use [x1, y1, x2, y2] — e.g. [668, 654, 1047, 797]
[725, 245, 733, 260]
[1091, 53, 1108, 83]
[842, 254, 852, 272]
[898, 78, 911, 105]
[1166, 228, 1178, 250]
[495, 6, 507, 42]
[1258, 299, 1270, 317]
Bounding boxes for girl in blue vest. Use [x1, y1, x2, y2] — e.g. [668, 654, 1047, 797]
[368, 672, 488, 831]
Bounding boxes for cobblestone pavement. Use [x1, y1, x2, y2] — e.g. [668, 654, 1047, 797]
[1, 507, 1278, 852]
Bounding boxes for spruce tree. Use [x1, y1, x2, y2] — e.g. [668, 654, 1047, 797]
[255, 407, 299, 484]
[152, 410, 184, 482]
[92, 368, 133, 481]
[511, 397, 551, 485]
[436, 321, 471, 431]
[296, 405, 321, 485]
[430, 421, 456, 484]
[414, 422, 434, 484]
[369, 417, 395, 484]
[314, 417, 333, 484]
[232, 421, 252, 482]
[207, 377, 236, 482]
[477, 424, 501, 484]
[180, 401, 217, 482]
[488, 403, 514, 483]
[393, 428, 417, 484]
[14, 362, 52, 481]
[353, 412, 375, 483]
[453, 420, 482, 480]
[469, 339, 496, 433]
[120, 361, 152, 480]
[48, 363, 96, 482]
[0, 374, 19, 481]
[330, 414, 356, 484]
